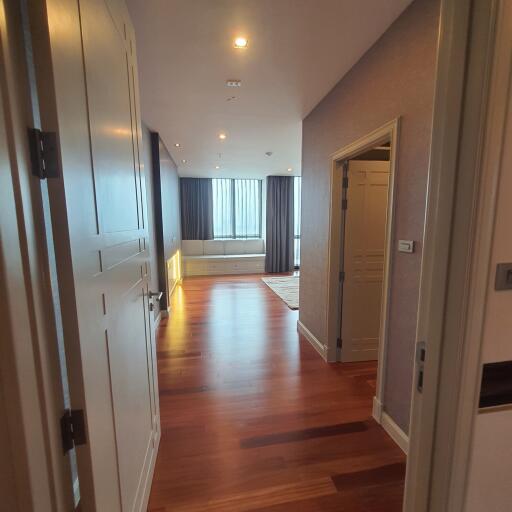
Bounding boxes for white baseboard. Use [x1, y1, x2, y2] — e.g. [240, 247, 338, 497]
[297, 320, 327, 360]
[382, 412, 409, 454]
[372, 397, 409, 454]
[373, 396, 383, 422]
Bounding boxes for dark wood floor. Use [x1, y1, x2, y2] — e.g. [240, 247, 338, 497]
[148, 275, 405, 512]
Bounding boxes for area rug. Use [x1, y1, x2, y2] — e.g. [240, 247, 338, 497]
[261, 276, 299, 310]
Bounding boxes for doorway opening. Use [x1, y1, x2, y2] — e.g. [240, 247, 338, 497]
[326, 120, 404, 451]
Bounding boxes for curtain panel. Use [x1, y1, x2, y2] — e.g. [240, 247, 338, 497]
[180, 178, 214, 240]
[265, 176, 294, 273]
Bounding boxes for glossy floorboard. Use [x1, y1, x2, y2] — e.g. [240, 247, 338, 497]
[148, 275, 405, 511]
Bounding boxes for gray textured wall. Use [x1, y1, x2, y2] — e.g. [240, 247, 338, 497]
[142, 124, 181, 316]
[299, 0, 440, 432]
[157, 137, 181, 263]
[142, 124, 160, 316]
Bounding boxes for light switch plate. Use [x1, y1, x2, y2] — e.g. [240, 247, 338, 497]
[398, 240, 415, 253]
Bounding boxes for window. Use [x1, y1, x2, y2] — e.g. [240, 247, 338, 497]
[294, 176, 301, 267]
[213, 178, 262, 239]
[212, 179, 233, 238]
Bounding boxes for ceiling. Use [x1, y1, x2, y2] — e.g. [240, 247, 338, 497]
[126, 0, 412, 178]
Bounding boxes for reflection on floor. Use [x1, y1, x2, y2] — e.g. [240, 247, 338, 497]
[148, 274, 405, 512]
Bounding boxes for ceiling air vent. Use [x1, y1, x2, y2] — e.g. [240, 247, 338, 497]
[226, 79, 242, 87]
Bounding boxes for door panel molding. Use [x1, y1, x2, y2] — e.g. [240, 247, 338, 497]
[27, 0, 160, 509]
[340, 159, 391, 363]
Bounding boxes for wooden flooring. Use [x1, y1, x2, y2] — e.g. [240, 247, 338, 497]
[148, 275, 405, 512]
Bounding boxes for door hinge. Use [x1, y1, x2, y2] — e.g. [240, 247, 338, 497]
[342, 176, 349, 189]
[60, 409, 87, 454]
[337, 337, 342, 348]
[28, 128, 59, 179]
[339, 271, 345, 282]
[342, 199, 348, 210]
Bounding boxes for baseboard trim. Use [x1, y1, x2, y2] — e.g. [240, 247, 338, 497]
[372, 396, 383, 422]
[297, 320, 327, 361]
[372, 399, 409, 455]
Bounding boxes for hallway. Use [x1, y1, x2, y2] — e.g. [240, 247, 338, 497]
[148, 275, 405, 511]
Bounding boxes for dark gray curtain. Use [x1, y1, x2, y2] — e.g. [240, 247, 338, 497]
[180, 178, 214, 240]
[265, 176, 294, 273]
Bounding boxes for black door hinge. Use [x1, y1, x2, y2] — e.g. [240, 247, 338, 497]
[342, 176, 349, 189]
[60, 409, 87, 454]
[337, 337, 342, 348]
[339, 271, 345, 282]
[342, 199, 348, 210]
[28, 128, 59, 179]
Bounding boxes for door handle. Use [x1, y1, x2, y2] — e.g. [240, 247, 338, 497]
[148, 291, 163, 312]
[149, 291, 163, 301]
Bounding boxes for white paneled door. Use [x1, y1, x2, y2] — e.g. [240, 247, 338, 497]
[31, 0, 160, 509]
[340, 160, 390, 362]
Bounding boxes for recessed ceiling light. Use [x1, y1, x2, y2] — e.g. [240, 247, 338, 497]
[181, 159, 187, 164]
[219, 133, 227, 140]
[287, 168, 293, 172]
[234, 37, 248, 49]
[226, 79, 242, 87]
[215, 165, 220, 169]
[174, 143, 181, 148]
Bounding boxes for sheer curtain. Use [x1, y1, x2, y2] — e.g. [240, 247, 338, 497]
[213, 178, 262, 239]
[212, 178, 233, 238]
[235, 179, 261, 238]
[294, 177, 301, 267]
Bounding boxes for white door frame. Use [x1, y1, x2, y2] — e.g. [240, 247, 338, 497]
[405, 0, 501, 510]
[325, 119, 399, 422]
[0, 0, 75, 508]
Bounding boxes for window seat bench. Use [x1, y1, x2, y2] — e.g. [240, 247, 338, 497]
[182, 239, 266, 276]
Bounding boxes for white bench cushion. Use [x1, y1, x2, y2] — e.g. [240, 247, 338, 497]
[243, 239, 264, 254]
[182, 239, 266, 258]
[224, 240, 246, 255]
[182, 240, 204, 256]
[203, 240, 224, 255]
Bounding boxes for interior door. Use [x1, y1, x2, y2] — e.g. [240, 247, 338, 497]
[340, 160, 390, 362]
[30, 0, 159, 510]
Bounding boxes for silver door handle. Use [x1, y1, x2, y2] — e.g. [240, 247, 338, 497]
[149, 291, 163, 301]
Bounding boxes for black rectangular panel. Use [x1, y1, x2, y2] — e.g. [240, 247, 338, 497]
[495, 263, 512, 290]
[479, 361, 512, 409]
